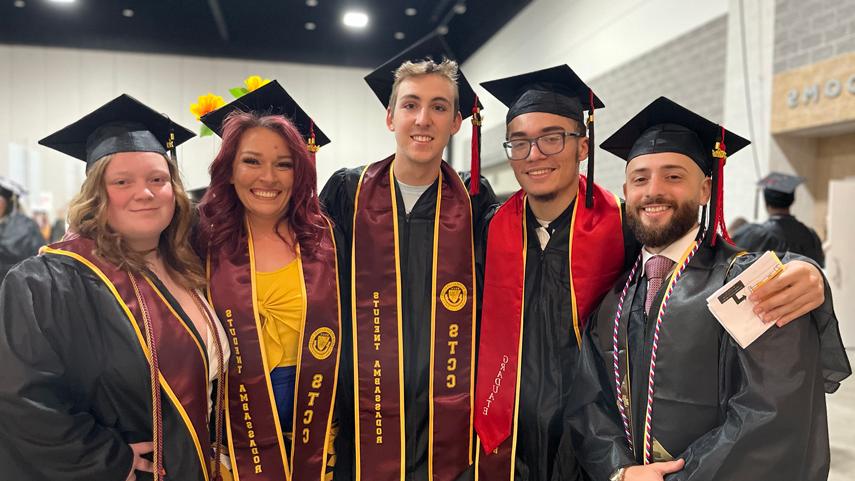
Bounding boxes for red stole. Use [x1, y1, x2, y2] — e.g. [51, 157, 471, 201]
[474, 176, 624, 479]
[207, 219, 341, 481]
[42, 236, 212, 478]
[351, 156, 476, 481]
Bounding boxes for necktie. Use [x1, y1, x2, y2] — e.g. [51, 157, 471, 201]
[644, 255, 674, 315]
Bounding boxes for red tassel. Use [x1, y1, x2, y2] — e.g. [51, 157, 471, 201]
[711, 126, 734, 246]
[470, 96, 481, 196]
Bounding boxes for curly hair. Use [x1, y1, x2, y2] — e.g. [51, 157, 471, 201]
[197, 110, 328, 259]
[67, 153, 205, 290]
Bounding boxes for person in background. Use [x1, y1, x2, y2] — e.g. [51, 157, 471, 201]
[732, 172, 824, 266]
[0, 177, 44, 280]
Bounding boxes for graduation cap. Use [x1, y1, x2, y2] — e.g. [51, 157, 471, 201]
[600, 96, 751, 246]
[39, 94, 194, 168]
[758, 172, 803, 208]
[364, 33, 485, 195]
[480, 65, 604, 207]
[0, 176, 27, 201]
[200, 80, 330, 155]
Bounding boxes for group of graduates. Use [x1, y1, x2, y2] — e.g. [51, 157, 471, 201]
[0, 34, 850, 481]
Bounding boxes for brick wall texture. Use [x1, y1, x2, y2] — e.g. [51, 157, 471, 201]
[774, 0, 855, 73]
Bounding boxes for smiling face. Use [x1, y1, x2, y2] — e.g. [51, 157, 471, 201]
[231, 126, 294, 225]
[623, 151, 711, 249]
[104, 151, 175, 251]
[506, 112, 588, 203]
[386, 73, 462, 169]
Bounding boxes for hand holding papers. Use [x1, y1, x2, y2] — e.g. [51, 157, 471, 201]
[706, 251, 784, 348]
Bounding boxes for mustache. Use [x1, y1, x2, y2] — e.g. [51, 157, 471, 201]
[636, 196, 676, 209]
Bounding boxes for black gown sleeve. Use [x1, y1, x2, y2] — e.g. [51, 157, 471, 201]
[563, 315, 636, 480]
[667, 253, 850, 481]
[0, 213, 45, 277]
[0, 260, 134, 480]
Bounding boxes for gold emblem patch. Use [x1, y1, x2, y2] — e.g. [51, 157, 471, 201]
[308, 327, 336, 360]
[440, 281, 467, 312]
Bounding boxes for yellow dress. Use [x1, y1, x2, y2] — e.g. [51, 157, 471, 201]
[256, 259, 305, 369]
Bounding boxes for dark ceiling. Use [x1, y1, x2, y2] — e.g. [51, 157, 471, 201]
[0, 0, 532, 67]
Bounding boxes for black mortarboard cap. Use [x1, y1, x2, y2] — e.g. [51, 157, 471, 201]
[601, 97, 751, 246]
[759, 172, 802, 208]
[600, 96, 749, 174]
[38, 94, 194, 167]
[363, 33, 482, 119]
[481, 64, 604, 207]
[480, 64, 604, 125]
[200, 80, 331, 149]
[758, 172, 803, 194]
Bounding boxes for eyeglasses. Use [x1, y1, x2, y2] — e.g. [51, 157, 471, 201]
[503, 131, 584, 161]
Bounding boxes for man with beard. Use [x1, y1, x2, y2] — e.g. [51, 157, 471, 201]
[320, 35, 496, 481]
[472, 68, 831, 481]
[569, 97, 850, 481]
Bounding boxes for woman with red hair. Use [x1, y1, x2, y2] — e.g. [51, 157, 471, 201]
[196, 81, 341, 481]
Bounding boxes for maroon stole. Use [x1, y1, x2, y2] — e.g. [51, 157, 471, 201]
[473, 176, 625, 480]
[351, 156, 476, 481]
[42, 236, 212, 478]
[207, 219, 341, 481]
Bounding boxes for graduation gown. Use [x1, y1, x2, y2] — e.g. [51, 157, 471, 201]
[0, 211, 45, 280]
[498, 200, 639, 481]
[0, 242, 215, 481]
[578, 236, 850, 480]
[732, 215, 824, 267]
[320, 159, 496, 481]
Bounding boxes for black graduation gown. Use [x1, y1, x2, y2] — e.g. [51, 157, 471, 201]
[320, 164, 497, 481]
[508, 201, 640, 481]
[577, 237, 850, 480]
[0, 254, 211, 481]
[0, 211, 45, 280]
[732, 215, 824, 267]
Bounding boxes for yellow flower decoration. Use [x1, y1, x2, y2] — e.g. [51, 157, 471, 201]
[244, 75, 271, 92]
[190, 93, 225, 121]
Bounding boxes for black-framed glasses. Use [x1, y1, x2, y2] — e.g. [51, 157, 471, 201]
[503, 131, 584, 161]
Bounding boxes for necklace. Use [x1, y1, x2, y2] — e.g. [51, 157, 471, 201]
[610, 235, 703, 464]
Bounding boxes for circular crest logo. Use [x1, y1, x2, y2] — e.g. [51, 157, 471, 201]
[440, 281, 467, 312]
[308, 327, 336, 360]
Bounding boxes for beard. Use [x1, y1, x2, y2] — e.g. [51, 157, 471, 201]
[627, 196, 700, 249]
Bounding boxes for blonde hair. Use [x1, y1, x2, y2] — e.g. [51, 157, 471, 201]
[389, 58, 460, 114]
[66, 153, 205, 290]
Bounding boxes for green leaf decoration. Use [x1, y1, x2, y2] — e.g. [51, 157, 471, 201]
[229, 87, 249, 99]
[200, 125, 214, 137]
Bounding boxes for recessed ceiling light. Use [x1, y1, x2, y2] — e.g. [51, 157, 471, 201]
[437, 25, 449, 35]
[453, 3, 467, 14]
[394, 32, 405, 40]
[342, 11, 368, 28]
[48, 0, 75, 3]
[122, 8, 134, 17]
[404, 8, 417, 16]
[306, 0, 318, 6]
[305, 22, 316, 30]
[14, 0, 26, 7]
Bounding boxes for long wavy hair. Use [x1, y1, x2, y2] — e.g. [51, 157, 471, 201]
[66, 153, 206, 289]
[198, 111, 328, 259]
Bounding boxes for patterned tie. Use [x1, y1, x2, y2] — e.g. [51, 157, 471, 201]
[644, 255, 674, 315]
